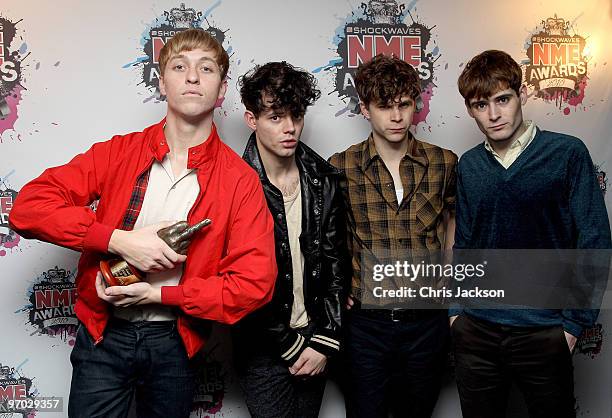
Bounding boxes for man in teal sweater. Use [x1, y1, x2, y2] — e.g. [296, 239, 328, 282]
[450, 50, 610, 418]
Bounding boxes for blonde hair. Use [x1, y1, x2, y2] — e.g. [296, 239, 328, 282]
[158, 28, 229, 79]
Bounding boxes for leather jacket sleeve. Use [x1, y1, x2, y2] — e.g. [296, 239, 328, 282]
[308, 173, 351, 358]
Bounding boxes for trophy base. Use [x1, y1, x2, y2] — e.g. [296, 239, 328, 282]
[99, 259, 144, 287]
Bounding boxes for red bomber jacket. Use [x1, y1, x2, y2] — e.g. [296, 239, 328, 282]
[9, 120, 277, 358]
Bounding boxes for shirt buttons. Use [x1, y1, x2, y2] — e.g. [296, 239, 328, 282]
[285, 273, 291, 280]
[313, 239, 320, 245]
[277, 213, 283, 220]
[281, 242, 289, 250]
[312, 270, 318, 277]
[313, 178, 320, 185]
[314, 208, 320, 215]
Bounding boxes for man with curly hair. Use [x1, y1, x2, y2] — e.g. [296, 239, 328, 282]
[329, 54, 457, 418]
[234, 61, 351, 418]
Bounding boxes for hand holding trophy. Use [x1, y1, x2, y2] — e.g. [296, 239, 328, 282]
[99, 219, 211, 287]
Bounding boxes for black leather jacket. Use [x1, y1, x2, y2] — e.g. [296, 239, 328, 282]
[237, 133, 351, 364]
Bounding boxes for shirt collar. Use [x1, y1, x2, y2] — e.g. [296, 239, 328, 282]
[360, 132, 428, 170]
[484, 120, 536, 155]
[149, 118, 220, 169]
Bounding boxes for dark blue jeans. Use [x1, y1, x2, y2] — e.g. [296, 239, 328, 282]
[68, 318, 196, 418]
[344, 309, 449, 418]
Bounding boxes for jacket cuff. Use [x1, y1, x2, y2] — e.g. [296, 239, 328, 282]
[448, 306, 464, 317]
[83, 222, 114, 253]
[161, 285, 184, 306]
[309, 334, 340, 358]
[280, 332, 307, 366]
[562, 318, 584, 338]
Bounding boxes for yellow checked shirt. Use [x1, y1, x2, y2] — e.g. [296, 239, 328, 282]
[329, 134, 458, 300]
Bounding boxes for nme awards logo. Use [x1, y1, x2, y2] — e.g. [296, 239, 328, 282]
[191, 345, 226, 416]
[0, 172, 21, 257]
[124, 2, 231, 102]
[576, 323, 603, 359]
[317, 0, 439, 123]
[0, 15, 27, 135]
[525, 15, 589, 111]
[0, 363, 36, 417]
[22, 266, 78, 343]
[594, 162, 607, 195]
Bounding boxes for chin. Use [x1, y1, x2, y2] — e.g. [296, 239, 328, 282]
[383, 135, 407, 143]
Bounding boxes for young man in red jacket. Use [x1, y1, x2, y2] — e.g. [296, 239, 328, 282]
[9, 29, 277, 418]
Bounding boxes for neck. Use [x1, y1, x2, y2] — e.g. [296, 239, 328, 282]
[256, 139, 298, 185]
[488, 121, 527, 158]
[372, 131, 410, 165]
[164, 111, 214, 156]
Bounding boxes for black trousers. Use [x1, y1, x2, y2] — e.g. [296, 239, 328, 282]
[233, 323, 326, 418]
[344, 309, 449, 418]
[452, 314, 575, 418]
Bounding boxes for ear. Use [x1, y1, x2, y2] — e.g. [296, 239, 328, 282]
[360, 101, 370, 119]
[159, 75, 166, 97]
[218, 80, 228, 100]
[519, 84, 528, 105]
[465, 103, 475, 119]
[244, 111, 258, 131]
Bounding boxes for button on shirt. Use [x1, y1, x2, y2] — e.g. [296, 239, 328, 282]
[113, 155, 200, 322]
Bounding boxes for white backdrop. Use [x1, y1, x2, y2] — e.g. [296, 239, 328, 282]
[0, 1, 611, 417]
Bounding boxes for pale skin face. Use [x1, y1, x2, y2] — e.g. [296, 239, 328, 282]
[244, 104, 305, 161]
[466, 86, 528, 152]
[159, 48, 227, 122]
[360, 95, 416, 146]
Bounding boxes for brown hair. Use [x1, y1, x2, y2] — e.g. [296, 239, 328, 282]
[239, 61, 320, 118]
[458, 50, 522, 105]
[355, 54, 421, 107]
[158, 28, 229, 79]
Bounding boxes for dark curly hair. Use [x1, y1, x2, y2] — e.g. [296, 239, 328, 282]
[239, 61, 320, 117]
[355, 54, 421, 107]
[458, 50, 522, 106]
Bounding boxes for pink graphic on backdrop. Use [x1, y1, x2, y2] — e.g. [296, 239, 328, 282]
[0, 85, 23, 133]
[412, 83, 434, 125]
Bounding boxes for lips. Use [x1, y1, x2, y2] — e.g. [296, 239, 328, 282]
[182, 91, 202, 96]
[489, 123, 507, 130]
[280, 139, 297, 148]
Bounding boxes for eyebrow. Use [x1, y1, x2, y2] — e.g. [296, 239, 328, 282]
[169, 55, 217, 64]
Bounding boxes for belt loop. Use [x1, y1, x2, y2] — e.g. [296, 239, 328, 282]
[391, 309, 400, 322]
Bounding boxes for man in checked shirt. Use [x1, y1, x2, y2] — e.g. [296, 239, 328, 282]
[329, 54, 457, 418]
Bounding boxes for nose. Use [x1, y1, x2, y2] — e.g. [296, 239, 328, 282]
[283, 116, 296, 133]
[186, 66, 199, 84]
[390, 106, 402, 122]
[488, 103, 500, 121]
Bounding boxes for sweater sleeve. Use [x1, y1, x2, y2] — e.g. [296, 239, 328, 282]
[453, 158, 471, 251]
[9, 139, 119, 253]
[561, 141, 612, 336]
[161, 173, 277, 325]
